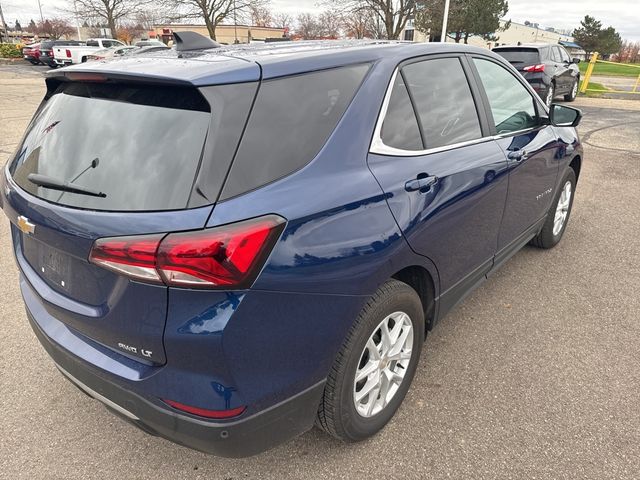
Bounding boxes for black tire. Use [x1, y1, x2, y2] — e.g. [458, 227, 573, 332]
[564, 78, 578, 101]
[530, 168, 576, 249]
[316, 279, 425, 442]
[545, 83, 555, 108]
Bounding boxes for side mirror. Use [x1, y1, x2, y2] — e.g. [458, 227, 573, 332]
[550, 104, 582, 127]
[572, 57, 581, 64]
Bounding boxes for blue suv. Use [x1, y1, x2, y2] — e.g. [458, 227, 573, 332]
[1, 34, 583, 457]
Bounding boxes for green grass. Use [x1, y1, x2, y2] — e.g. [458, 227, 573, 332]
[580, 82, 609, 97]
[579, 61, 640, 77]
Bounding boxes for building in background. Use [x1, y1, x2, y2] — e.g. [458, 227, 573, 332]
[400, 19, 582, 53]
[152, 24, 285, 45]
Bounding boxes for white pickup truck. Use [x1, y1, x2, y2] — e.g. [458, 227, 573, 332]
[53, 38, 126, 66]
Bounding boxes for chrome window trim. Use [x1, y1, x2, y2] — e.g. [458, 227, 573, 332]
[369, 65, 540, 157]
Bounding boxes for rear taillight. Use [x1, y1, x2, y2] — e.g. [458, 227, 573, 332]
[66, 49, 72, 58]
[89, 215, 285, 289]
[523, 64, 545, 73]
[89, 234, 165, 283]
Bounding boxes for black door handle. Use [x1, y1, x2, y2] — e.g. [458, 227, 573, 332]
[405, 173, 438, 193]
[507, 150, 528, 162]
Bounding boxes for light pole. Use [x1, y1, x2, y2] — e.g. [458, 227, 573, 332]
[0, 1, 8, 43]
[74, 0, 81, 40]
[37, 0, 44, 23]
[440, 0, 451, 43]
[233, 0, 238, 44]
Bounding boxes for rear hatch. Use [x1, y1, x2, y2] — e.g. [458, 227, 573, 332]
[3, 74, 257, 365]
[493, 47, 541, 73]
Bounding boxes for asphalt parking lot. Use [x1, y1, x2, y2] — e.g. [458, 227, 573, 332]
[1, 62, 639, 480]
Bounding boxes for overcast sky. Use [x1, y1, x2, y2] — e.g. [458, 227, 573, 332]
[2, 0, 639, 41]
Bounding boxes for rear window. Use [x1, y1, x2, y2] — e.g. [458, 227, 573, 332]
[380, 72, 423, 151]
[493, 48, 540, 66]
[10, 82, 211, 211]
[220, 64, 370, 200]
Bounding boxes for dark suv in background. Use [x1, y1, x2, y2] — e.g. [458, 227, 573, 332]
[493, 44, 581, 107]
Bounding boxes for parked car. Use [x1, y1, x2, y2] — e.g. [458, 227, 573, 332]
[22, 43, 41, 65]
[1, 34, 583, 458]
[39, 40, 85, 68]
[134, 40, 167, 47]
[86, 45, 137, 61]
[52, 38, 126, 66]
[493, 43, 581, 107]
[127, 44, 171, 55]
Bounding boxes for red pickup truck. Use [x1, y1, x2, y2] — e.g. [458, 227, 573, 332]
[22, 43, 41, 65]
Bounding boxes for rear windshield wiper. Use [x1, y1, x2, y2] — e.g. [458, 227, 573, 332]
[27, 173, 107, 198]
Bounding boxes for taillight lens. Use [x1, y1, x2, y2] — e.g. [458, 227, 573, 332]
[89, 234, 165, 283]
[65, 49, 71, 58]
[523, 64, 545, 73]
[89, 215, 285, 289]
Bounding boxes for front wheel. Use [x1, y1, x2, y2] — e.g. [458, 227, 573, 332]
[564, 78, 578, 101]
[316, 279, 425, 442]
[530, 168, 576, 249]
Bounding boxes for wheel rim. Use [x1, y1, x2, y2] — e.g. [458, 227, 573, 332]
[572, 80, 578, 98]
[553, 181, 572, 236]
[353, 311, 414, 418]
[546, 87, 554, 107]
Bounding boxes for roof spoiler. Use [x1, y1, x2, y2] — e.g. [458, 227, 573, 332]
[173, 31, 221, 52]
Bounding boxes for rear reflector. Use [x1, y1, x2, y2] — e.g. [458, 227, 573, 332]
[523, 64, 545, 73]
[163, 399, 246, 419]
[89, 215, 285, 289]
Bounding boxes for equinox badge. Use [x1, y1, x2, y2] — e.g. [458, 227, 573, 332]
[17, 216, 35, 235]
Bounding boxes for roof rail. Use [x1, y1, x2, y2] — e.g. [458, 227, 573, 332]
[173, 31, 221, 52]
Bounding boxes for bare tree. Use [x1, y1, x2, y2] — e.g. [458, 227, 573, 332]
[324, 0, 416, 39]
[249, 4, 272, 26]
[341, 6, 380, 39]
[296, 12, 322, 40]
[35, 18, 76, 39]
[71, 0, 153, 39]
[273, 12, 292, 31]
[318, 10, 342, 38]
[164, 0, 269, 40]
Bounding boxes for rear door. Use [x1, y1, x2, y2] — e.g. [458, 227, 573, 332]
[469, 56, 561, 256]
[368, 55, 509, 309]
[556, 46, 576, 93]
[3, 79, 257, 364]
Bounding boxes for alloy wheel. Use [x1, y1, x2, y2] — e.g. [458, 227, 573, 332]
[353, 311, 414, 418]
[553, 181, 572, 236]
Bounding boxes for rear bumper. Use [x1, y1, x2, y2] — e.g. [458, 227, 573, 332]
[27, 308, 324, 457]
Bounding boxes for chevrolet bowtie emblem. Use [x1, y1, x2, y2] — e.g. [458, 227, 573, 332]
[17, 216, 36, 235]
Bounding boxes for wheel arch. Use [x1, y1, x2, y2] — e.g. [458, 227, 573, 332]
[569, 155, 582, 181]
[391, 265, 436, 332]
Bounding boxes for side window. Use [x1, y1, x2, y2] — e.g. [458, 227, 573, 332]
[538, 47, 548, 61]
[87, 40, 99, 47]
[473, 58, 539, 135]
[559, 47, 571, 63]
[551, 47, 562, 62]
[380, 73, 423, 151]
[221, 64, 370, 199]
[402, 57, 482, 149]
